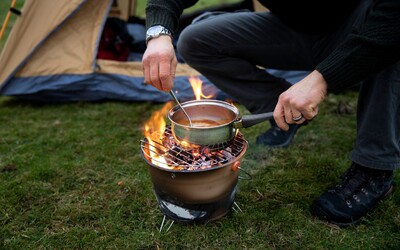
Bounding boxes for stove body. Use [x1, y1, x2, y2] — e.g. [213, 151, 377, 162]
[141, 126, 248, 223]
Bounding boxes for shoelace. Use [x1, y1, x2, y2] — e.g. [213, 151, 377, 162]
[333, 167, 369, 201]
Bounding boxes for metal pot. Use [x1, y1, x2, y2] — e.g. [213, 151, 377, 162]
[168, 99, 274, 146]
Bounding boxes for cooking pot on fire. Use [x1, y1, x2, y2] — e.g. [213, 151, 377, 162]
[168, 99, 274, 146]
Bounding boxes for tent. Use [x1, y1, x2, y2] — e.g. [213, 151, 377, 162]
[0, 0, 308, 102]
[0, 0, 230, 102]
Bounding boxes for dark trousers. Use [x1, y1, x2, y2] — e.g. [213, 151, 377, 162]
[177, 1, 400, 170]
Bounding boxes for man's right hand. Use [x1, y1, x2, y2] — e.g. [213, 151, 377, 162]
[142, 36, 177, 92]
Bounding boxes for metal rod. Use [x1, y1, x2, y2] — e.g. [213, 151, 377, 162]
[0, 0, 17, 41]
[169, 90, 193, 127]
[166, 220, 174, 232]
[238, 167, 253, 180]
[159, 216, 166, 232]
[159, 215, 174, 233]
[234, 201, 243, 213]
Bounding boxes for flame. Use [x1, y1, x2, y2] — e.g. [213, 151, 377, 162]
[143, 102, 174, 169]
[189, 76, 213, 100]
[142, 76, 223, 170]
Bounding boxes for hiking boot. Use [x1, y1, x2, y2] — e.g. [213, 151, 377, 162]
[256, 120, 305, 148]
[310, 163, 394, 227]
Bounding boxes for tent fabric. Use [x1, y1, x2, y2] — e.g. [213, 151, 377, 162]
[0, 0, 87, 85]
[1, 74, 226, 102]
[15, 0, 111, 78]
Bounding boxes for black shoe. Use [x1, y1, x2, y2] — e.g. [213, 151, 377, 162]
[256, 120, 304, 148]
[310, 163, 394, 227]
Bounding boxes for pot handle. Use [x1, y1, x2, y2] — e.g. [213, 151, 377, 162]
[234, 112, 274, 128]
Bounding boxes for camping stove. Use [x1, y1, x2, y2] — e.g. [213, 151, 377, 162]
[140, 125, 249, 228]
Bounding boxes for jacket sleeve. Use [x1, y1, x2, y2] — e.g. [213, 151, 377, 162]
[145, 0, 198, 34]
[316, 0, 400, 92]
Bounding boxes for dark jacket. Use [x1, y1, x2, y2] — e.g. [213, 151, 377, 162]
[146, 0, 400, 92]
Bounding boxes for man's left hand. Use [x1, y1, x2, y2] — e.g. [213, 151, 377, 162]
[273, 70, 328, 130]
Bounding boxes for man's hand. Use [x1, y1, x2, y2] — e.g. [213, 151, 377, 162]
[273, 70, 328, 130]
[142, 36, 177, 92]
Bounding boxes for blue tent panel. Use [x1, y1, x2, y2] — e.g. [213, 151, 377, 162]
[1, 73, 230, 102]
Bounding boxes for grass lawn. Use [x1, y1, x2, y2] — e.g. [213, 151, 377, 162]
[1, 0, 400, 249]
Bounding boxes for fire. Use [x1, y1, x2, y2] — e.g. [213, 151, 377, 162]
[142, 76, 217, 170]
[143, 102, 174, 169]
[189, 76, 213, 100]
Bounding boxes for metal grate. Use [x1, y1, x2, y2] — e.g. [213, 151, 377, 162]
[140, 126, 247, 170]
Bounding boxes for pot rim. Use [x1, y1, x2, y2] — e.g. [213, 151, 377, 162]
[168, 99, 240, 129]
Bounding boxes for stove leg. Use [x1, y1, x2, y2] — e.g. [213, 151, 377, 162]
[166, 220, 175, 232]
[233, 201, 243, 213]
[159, 215, 166, 232]
[159, 215, 175, 233]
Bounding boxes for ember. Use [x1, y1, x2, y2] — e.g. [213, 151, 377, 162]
[141, 126, 246, 171]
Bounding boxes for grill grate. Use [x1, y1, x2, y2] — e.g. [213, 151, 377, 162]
[141, 126, 247, 170]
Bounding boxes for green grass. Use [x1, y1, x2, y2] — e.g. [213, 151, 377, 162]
[1, 93, 399, 249]
[1, 0, 400, 249]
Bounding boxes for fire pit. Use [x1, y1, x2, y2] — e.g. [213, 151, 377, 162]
[140, 125, 249, 225]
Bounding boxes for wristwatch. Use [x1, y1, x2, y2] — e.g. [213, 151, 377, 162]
[146, 25, 173, 45]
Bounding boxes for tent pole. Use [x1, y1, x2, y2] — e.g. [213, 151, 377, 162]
[0, 0, 18, 42]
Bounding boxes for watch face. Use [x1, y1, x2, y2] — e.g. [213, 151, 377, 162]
[148, 25, 163, 36]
